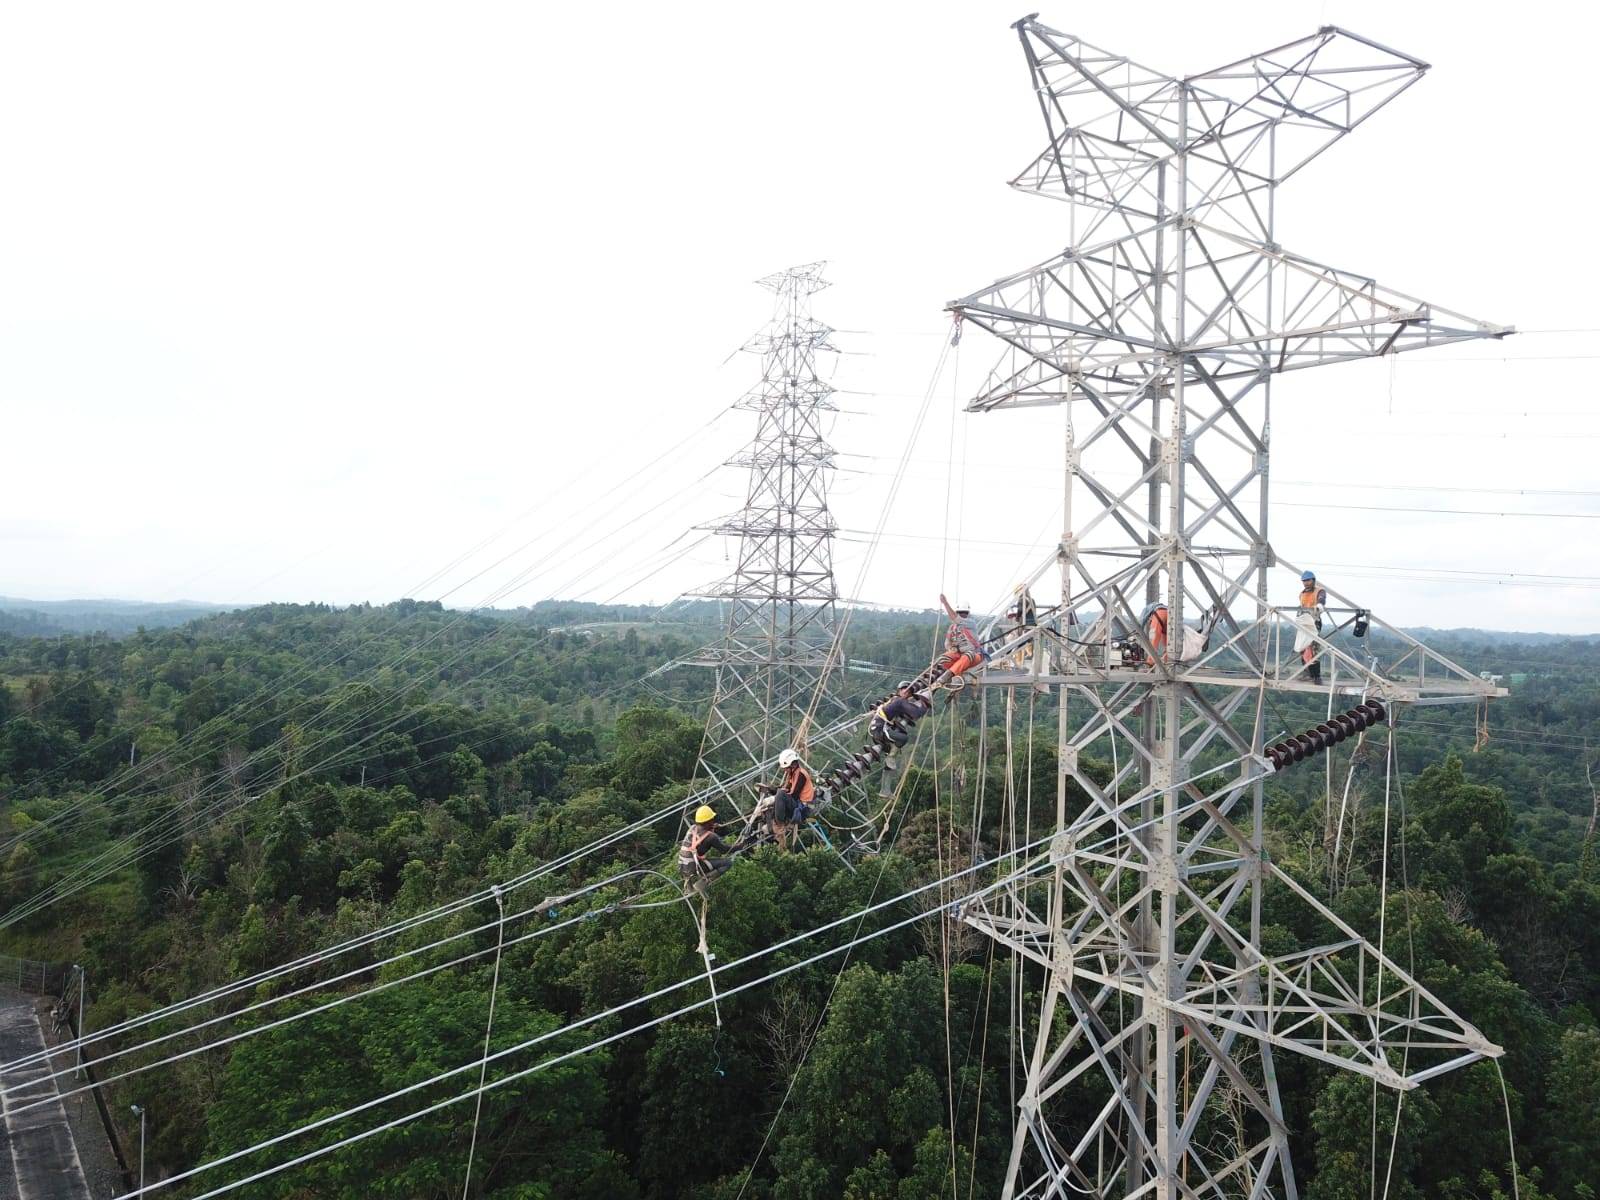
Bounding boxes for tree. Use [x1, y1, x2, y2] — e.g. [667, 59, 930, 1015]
[610, 707, 700, 802]
[256, 801, 312, 905]
[206, 974, 636, 1200]
[770, 962, 949, 1200]
[1537, 1026, 1600, 1198]
[1403, 754, 1513, 904]
[1304, 1070, 1437, 1200]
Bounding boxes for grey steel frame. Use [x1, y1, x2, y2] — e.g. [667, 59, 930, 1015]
[948, 18, 1510, 1199]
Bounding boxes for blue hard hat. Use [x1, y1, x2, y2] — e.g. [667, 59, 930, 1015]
[1300, 570, 1316, 581]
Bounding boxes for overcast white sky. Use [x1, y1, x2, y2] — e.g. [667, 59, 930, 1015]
[1, 1, 1595, 633]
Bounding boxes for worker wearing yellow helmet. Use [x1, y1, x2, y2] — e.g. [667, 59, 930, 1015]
[678, 803, 733, 889]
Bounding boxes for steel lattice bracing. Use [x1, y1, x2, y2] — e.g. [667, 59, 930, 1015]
[687, 263, 851, 804]
[948, 18, 1509, 1200]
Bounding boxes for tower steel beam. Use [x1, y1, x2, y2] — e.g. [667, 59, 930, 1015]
[948, 17, 1509, 1199]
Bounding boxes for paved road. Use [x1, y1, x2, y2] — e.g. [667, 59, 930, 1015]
[0, 993, 91, 1200]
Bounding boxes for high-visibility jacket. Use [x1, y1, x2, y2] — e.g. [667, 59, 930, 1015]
[677, 823, 726, 870]
[1147, 606, 1169, 659]
[781, 762, 815, 804]
[1300, 584, 1327, 610]
[946, 617, 980, 654]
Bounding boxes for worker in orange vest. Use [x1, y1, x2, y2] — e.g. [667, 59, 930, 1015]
[1295, 570, 1328, 684]
[935, 604, 986, 683]
[768, 748, 815, 850]
[1145, 604, 1169, 667]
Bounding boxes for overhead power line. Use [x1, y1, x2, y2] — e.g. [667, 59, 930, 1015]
[1276, 501, 1600, 520]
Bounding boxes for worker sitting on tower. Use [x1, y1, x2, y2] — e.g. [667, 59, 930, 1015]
[678, 805, 733, 891]
[870, 681, 924, 763]
[767, 748, 815, 851]
[934, 604, 986, 685]
[1294, 569, 1329, 685]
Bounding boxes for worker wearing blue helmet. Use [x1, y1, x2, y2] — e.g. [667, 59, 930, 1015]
[1294, 570, 1328, 684]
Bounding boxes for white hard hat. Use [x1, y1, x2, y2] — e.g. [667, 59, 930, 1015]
[778, 748, 799, 768]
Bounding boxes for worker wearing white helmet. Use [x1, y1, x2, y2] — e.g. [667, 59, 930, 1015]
[767, 748, 815, 851]
[935, 604, 986, 684]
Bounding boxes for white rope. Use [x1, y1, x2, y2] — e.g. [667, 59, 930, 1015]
[1493, 1058, 1521, 1200]
[460, 886, 506, 1200]
[1370, 721, 1395, 1200]
[732, 696, 946, 1199]
[793, 330, 952, 751]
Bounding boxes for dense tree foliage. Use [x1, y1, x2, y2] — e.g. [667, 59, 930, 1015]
[0, 602, 1595, 1197]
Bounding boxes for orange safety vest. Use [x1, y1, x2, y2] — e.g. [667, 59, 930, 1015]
[679, 823, 717, 868]
[1147, 606, 1169, 652]
[1300, 585, 1325, 609]
[782, 762, 815, 804]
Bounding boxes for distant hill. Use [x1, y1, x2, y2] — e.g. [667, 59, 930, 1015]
[1403, 626, 1600, 645]
[1, 591, 1591, 646]
[0, 596, 232, 637]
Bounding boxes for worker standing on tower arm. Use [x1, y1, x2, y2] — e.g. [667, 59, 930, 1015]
[1295, 570, 1328, 685]
[678, 805, 733, 889]
[768, 748, 815, 850]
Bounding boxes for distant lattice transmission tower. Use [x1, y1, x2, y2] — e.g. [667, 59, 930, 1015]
[688, 263, 850, 803]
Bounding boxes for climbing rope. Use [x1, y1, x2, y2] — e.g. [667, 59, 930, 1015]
[460, 886, 506, 1200]
[791, 327, 954, 755]
[732, 700, 947, 1200]
[1493, 1058, 1521, 1200]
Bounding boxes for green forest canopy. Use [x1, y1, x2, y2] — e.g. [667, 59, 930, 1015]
[0, 599, 1596, 1199]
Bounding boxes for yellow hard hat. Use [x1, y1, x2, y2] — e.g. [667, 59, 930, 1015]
[694, 805, 717, 824]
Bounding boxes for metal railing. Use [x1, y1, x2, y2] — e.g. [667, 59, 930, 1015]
[0, 953, 71, 997]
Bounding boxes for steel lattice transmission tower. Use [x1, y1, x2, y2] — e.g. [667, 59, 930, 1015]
[949, 19, 1512, 1199]
[688, 263, 851, 803]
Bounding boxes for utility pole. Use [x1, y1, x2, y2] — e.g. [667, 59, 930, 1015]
[687, 263, 851, 806]
[72, 963, 84, 1079]
[949, 19, 1510, 1197]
